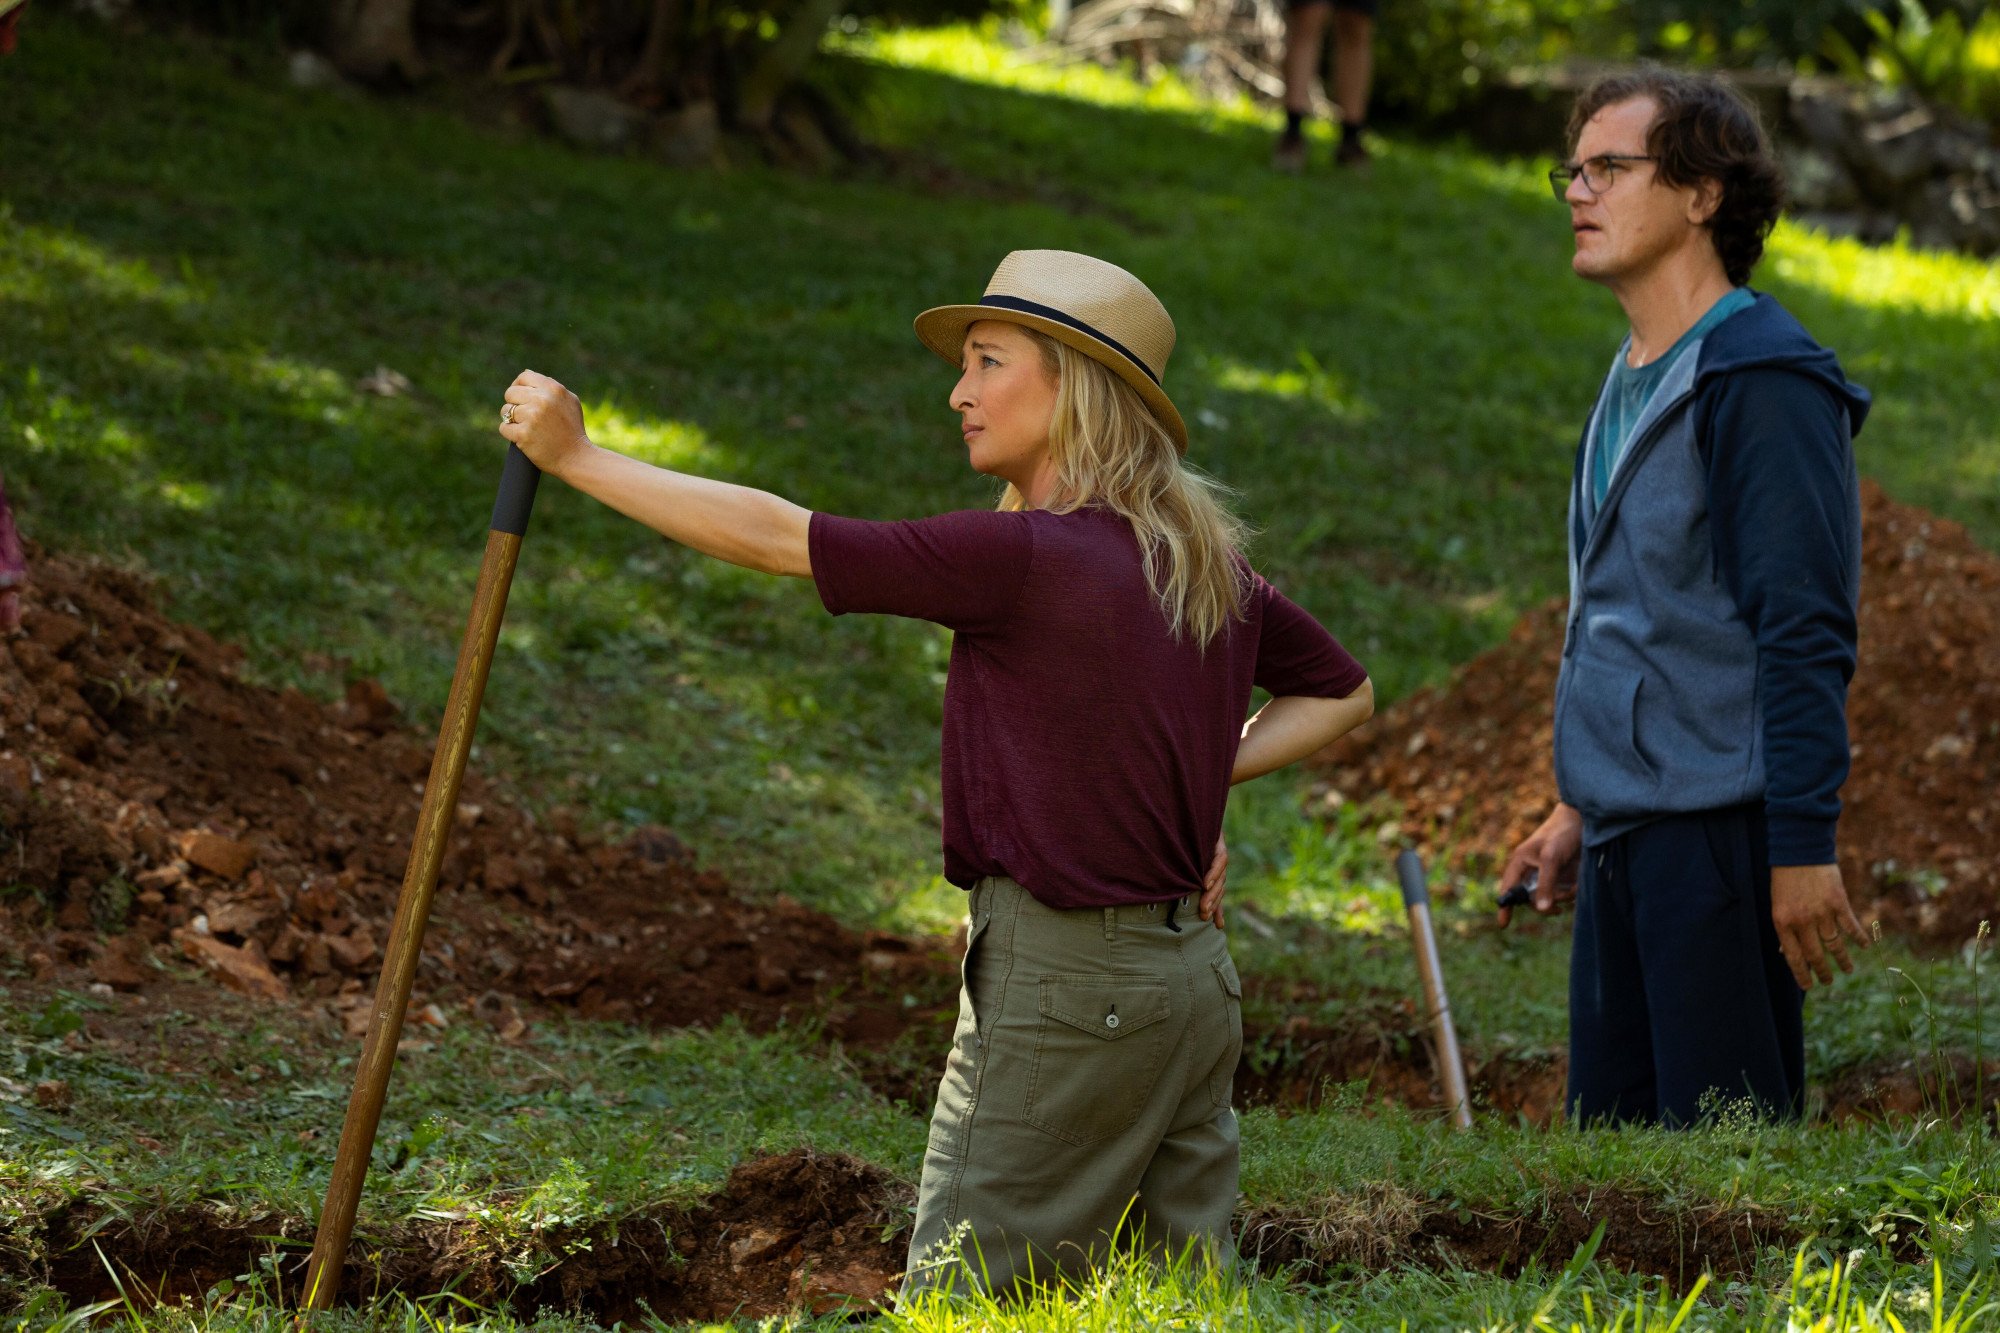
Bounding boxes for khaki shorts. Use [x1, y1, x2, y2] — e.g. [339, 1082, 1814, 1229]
[902, 876, 1244, 1299]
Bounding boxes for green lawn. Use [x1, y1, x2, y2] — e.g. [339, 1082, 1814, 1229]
[3, 12, 1999, 1330]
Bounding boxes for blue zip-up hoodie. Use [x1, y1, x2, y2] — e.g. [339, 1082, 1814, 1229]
[1554, 292, 1871, 864]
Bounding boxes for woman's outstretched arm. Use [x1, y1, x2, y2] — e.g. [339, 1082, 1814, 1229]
[500, 370, 812, 578]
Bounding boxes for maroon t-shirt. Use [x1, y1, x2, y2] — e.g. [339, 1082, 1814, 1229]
[809, 506, 1367, 909]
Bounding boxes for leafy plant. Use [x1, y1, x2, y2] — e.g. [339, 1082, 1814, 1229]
[1827, 0, 2000, 123]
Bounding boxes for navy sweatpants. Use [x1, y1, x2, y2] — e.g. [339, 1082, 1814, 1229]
[1567, 803, 1805, 1126]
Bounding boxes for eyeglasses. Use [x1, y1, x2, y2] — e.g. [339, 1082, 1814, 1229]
[1548, 153, 1657, 201]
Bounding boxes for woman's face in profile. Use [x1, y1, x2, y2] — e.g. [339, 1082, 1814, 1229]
[951, 320, 1058, 491]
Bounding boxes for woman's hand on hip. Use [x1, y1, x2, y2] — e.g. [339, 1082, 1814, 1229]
[500, 370, 592, 477]
[1198, 832, 1227, 930]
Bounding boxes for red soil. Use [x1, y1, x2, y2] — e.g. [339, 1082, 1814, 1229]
[1314, 481, 2000, 944]
[0, 537, 957, 1044]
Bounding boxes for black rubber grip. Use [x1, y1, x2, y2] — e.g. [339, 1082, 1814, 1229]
[1395, 849, 1429, 908]
[490, 445, 542, 535]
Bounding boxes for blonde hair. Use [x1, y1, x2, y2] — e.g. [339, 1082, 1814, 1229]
[1000, 331, 1253, 646]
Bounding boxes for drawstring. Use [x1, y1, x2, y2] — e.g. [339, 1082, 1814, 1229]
[1163, 898, 1182, 933]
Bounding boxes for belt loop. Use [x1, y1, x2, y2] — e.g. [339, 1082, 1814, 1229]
[1103, 907, 1117, 943]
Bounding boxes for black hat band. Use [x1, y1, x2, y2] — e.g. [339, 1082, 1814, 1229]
[977, 295, 1163, 388]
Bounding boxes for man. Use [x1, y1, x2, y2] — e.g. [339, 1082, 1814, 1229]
[1498, 68, 1873, 1127]
[1272, 0, 1375, 173]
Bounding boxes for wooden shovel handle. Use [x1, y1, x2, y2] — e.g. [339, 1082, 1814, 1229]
[302, 447, 540, 1311]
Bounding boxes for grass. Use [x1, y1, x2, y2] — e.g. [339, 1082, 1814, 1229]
[0, 988, 922, 1279]
[26, 1251, 2000, 1332]
[1, 980, 1996, 1329]
[3, 10, 1999, 1329]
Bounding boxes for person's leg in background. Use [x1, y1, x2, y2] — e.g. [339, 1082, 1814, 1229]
[1275, 0, 1330, 173]
[1330, 0, 1375, 166]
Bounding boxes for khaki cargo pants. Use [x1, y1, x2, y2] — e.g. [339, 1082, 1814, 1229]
[902, 875, 1244, 1300]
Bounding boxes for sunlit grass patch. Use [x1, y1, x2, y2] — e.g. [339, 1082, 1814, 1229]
[1210, 350, 1377, 422]
[1769, 223, 2000, 319]
[578, 406, 722, 471]
[844, 22, 1268, 129]
[0, 212, 202, 310]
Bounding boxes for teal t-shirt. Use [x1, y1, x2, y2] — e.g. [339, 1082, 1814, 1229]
[1590, 287, 1756, 510]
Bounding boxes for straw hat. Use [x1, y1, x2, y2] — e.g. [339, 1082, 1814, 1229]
[914, 250, 1188, 454]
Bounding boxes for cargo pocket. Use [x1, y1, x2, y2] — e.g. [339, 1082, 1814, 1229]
[1024, 975, 1173, 1146]
[960, 910, 994, 1041]
[1206, 957, 1244, 1111]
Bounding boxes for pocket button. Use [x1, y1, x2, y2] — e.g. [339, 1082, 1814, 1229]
[1104, 1012, 1120, 1030]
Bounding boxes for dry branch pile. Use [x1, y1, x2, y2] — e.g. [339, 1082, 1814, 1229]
[1044, 0, 1292, 103]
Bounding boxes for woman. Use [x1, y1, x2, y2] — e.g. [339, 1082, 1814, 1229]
[498, 250, 1373, 1298]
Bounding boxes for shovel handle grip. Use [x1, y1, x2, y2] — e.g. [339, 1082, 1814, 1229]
[491, 445, 542, 535]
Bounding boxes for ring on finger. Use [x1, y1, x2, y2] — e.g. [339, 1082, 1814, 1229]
[500, 403, 517, 425]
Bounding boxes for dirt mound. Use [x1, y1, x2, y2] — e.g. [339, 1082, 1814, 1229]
[1315, 482, 2000, 943]
[0, 538, 955, 1041]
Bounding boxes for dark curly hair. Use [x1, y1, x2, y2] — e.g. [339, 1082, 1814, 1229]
[1568, 67, 1786, 286]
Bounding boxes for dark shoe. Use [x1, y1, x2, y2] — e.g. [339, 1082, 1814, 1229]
[1335, 129, 1371, 169]
[1272, 134, 1306, 175]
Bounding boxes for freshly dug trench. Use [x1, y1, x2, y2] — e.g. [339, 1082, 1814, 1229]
[1235, 1010, 1566, 1124]
[1236, 1022, 1998, 1130]
[41, 1149, 912, 1323]
[1240, 1186, 1798, 1289]
[1819, 1054, 2000, 1128]
[38, 1151, 1805, 1318]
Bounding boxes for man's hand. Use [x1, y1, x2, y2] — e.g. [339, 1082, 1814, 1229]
[500, 371, 593, 478]
[1198, 833, 1227, 930]
[1497, 803, 1583, 928]
[1771, 863, 1868, 989]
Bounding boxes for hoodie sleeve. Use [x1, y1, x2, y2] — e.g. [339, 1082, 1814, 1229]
[1697, 367, 1862, 866]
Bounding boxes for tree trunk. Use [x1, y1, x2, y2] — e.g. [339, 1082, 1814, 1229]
[330, 0, 425, 83]
[618, 0, 681, 97]
[734, 0, 840, 131]
[488, 0, 529, 78]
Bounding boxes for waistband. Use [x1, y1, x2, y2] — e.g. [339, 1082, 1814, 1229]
[973, 875, 1193, 939]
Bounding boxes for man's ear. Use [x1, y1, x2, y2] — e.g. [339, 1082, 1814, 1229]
[1688, 176, 1724, 226]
